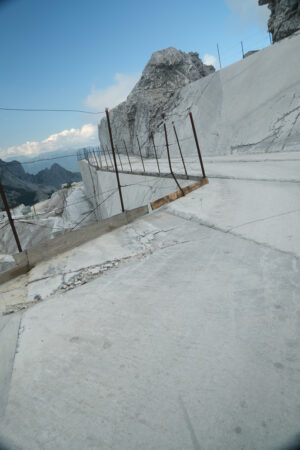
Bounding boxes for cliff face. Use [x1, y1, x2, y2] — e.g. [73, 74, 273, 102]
[101, 32, 300, 159]
[259, 0, 300, 42]
[98, 47, 215, 156]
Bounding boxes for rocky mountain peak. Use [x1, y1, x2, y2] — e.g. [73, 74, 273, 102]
[129, 47, 215, 95]
[259, 0, 300, 42]
[99, 47, 215, 154]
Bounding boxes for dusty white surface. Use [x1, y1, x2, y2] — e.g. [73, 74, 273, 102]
[167, 178, 300, 258]
[166, 32, 300, 156]
[0, 147, 299, 449]
[80, 151, 300, 259]
[2, 33, 300, 449]
[0, 211, 299, 450]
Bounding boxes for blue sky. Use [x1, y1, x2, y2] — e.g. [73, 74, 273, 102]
[0, 0, 270, 159]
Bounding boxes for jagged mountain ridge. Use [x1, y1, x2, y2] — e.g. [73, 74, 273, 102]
[98, 47, 215, 155]
[0, 159, 81, 209]
[32, 163, 81, 188]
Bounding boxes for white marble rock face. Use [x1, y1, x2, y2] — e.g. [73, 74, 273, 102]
[99, 32, 300, 160]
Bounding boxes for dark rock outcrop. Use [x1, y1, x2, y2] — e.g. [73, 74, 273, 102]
[259, 0, 300, 42]
[98, 47, 215, 156]
[33, 163, 81, 189]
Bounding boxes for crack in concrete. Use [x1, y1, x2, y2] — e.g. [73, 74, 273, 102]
[206, 157, 300, 164]
[159, 240, 192, 250]
[167, 210, 300, 261]
[3, 225, 192, 314]
[281, 110, 300, 151]
[229, 104, 300, 156]
[0, 312, 23, 420]
[274, 104, 300, 125]
[230, 133, 275, 153]
[209, 175, 300, 184]
[179, 396, 201, 450]
[4, 299, 43, 316]
[228, 208, 300, 231]
[26, 275, 53, 285]
[3, 229, 159, 313]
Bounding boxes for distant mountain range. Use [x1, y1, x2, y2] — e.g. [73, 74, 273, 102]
[4, 147, 95, 174]
[0, 158, 81, 209]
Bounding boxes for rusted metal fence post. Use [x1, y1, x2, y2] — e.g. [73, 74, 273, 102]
[102, 144, 109, 168]
[217, 43, 222, 69]
[95, 148, 101, 169]
[92, 149, 100, 169]
[172, 122, 188, 178]
[162, 114, 184, 196]
[83, 147, 88, 162]
[136, 134, 145, 173]
[123, 139, 132, 172]
[105, 108, 125, 212]
[189, 112, 206, 178]
[241, 41, 245, 58]
[115, 144, 124, 171]
[150, 132, 160, 175]
[97, 148, 102, 168]
[105, 145, 113, 167]
[0, 180, 22, 252]
[98, 147, 103, 168]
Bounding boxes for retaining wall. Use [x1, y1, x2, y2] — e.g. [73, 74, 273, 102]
[79, 160, 192, 220]
[0, 206, 148, 285]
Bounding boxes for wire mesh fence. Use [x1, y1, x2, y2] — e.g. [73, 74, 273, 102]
[76, 108, 208, 222]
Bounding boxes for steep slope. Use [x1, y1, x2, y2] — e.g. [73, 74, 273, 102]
[99, 32, 300, 158]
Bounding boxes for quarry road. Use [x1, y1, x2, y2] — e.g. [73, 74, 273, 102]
[167, 177, 300, 258]
[118, 151, 300, 183]
[0, 151, 299, 450]
[0, 208, 299, 449]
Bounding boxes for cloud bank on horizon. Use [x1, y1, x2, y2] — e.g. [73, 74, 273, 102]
[0, 124, 98, 160]
[0, 72, 140, 160]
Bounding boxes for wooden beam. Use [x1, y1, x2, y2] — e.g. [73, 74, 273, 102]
[151, 177, 209, 211]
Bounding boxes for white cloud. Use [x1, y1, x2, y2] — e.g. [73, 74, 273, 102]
[0, 72, 140, 160]
[0, 123, 98, 159]
[203, 54, 218, 68]
[85, 73, 140, 111]
[226, 0, 270, 27]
